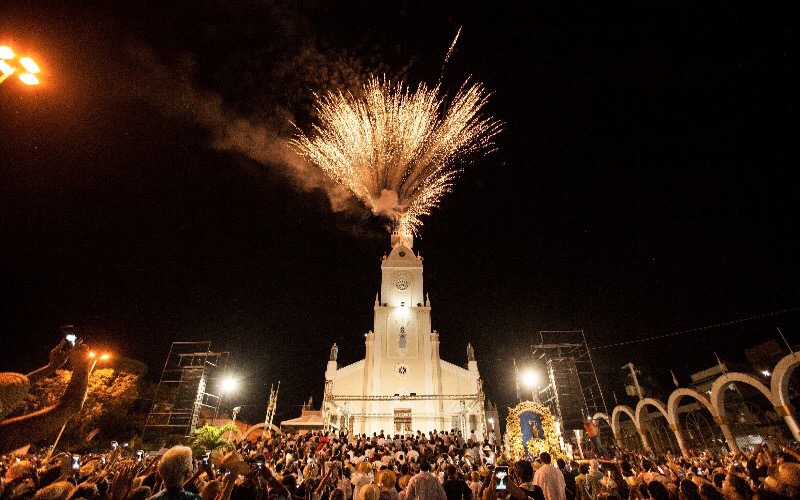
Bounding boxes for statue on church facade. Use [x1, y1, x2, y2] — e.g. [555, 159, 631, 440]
[330, 343, 338, 361]
[467, 342, 475, 361]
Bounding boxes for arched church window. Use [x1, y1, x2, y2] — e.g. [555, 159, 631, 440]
[399, 326, 407, 349]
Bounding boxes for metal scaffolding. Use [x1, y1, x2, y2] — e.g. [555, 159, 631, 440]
[324, 391, 485, 437]
[142, 342, 230, 442]
[533, 330, 607, 431]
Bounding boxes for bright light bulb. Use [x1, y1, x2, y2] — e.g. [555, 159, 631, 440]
[0, 46, 14, 59]
[762, 370, 771, 377]
[0, 60, 15, 76]
[522, 370, 539, 388]
[19, 57, 39, 73]
[19, 73, 39, 85]
[221, 377, 238, 393]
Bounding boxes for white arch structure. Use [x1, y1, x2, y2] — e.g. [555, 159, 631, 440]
[596, 353, 800, 456]
[231, 423, 282, 442]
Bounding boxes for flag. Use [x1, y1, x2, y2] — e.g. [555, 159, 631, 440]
[714, 352, 728, 373]
[670, 370, 679, 388]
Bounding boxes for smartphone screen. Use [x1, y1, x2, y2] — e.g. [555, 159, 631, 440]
[494, 465, 508, 490]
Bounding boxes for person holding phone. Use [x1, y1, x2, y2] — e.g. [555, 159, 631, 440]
[480, 461, 543, 500]
[0, 342, 92, 454]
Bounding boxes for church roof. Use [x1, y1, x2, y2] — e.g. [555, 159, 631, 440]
[383, 242, 421, 268]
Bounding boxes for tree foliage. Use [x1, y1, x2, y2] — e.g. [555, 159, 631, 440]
[189, 423, 237, 457]
[17, 357, 147, 451]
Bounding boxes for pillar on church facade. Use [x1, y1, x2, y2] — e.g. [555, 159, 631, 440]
[363, 331, 375, 432]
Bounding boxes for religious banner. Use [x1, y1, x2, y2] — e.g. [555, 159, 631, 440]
[506, 401, 562, 460]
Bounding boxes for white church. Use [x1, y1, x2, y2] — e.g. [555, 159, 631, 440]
[319, 230, 488, 440]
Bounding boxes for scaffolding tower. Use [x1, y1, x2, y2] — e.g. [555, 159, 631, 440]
[143, 342, 230, 443]
[533, 330, 607, 431]
[262, 381, 280, 437]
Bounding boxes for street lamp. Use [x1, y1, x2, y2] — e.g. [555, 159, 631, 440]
[227, 406, 242, 441]
[522, 369, 541, 403]
[221, 376, 239, 394]
[0, 46, 41, 86]
[214, 376, 239, 421]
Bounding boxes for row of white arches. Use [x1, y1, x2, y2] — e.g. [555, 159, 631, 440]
[592, 352, 800, 455]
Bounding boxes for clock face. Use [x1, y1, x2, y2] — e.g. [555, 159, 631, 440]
[394, 275, 410, 290]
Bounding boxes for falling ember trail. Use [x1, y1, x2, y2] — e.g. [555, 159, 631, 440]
[437, 26, 462, 88]
[291, 76, 501, 239]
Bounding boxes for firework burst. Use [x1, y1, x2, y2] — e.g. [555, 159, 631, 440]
[291, 76, 501, 238]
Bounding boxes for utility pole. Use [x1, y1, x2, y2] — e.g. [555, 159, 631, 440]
[622, 362, 644, 400]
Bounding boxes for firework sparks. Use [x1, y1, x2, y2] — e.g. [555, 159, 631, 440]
[291, 76, 501, 238]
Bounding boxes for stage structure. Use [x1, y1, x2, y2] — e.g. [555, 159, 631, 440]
[320, 231, 488, 439]
[143, 342, 230, 442]
[533, 330, 607, 431]
[506, 401, 563, 459]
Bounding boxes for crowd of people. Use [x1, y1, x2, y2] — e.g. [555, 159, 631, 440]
[2, 342, 800, 500]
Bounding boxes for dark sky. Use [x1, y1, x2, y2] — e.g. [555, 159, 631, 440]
[1, 1, 797, 426]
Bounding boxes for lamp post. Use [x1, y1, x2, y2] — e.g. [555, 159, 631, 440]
[227, 406, 241, 442]
[0, 46, 41, 86]
[214, 376, 239, 422]
[522, 369, 541, 403]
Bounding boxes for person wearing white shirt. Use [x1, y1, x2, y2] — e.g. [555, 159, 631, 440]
[533, 452, 567, 500]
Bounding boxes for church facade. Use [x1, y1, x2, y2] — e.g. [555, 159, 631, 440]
[321, 231, 488, 440]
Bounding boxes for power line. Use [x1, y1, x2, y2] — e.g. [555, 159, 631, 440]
[592, 305, 800, 350]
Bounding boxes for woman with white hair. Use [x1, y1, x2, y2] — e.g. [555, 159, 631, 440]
[150, 446, 201, 500]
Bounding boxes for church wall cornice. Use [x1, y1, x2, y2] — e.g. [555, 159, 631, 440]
[333, 359, 365, 378]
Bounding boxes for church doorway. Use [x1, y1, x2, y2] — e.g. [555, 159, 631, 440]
[394, 408, 412, 434]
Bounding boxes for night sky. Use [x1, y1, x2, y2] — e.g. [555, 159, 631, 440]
[1, 1, 797, 426]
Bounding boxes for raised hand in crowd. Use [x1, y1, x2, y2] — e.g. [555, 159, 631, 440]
[25, 339, 72, 384]
[0, 342, 92, 454]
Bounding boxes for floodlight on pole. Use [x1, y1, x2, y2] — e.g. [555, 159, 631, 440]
[522, 370, 539, 388]
[214, 376, 239, 422]
[522, 369, 541, 403]
[221, 376, 239, 394]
